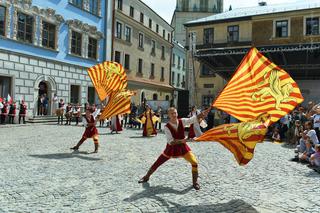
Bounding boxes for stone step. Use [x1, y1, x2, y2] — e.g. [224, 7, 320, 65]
[27, 116, 58, 123]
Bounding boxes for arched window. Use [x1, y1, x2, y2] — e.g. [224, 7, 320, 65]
[165, 95, 170, 101]
[153, 93, 158, 100]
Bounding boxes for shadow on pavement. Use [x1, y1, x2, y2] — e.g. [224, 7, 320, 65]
[29, 152, 103, 161]
[124, 183, 258, 212]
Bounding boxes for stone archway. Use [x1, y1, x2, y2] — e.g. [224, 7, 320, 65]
[33, 75, 57, 116]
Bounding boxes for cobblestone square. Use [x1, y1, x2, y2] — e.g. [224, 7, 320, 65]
[0, 124, 319, 213]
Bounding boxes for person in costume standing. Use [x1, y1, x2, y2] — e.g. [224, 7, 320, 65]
[64, 103, 72, 125]
[52, 94, 58, 115]
[0, 100, 8, 124]
[110, 115, 122, 133]
[70, 107, 100, 153]
[8, 101, 17, 124]
[19, 100, 27, 124]
[188, 106, 202, 139]
[57, 99, 65, 125]
[141, 105, 157, 137]
[73, 103, 81, 126]
[138, 107, 209, 190]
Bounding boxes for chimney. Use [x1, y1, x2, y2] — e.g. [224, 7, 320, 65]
[258, 1, 267, 6]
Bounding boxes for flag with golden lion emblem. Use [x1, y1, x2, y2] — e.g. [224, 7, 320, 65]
[87, 61, 127, 101]
[213, 47, 303, 124]
[99, 90, 135, 120]
[195, 113, 270, 165]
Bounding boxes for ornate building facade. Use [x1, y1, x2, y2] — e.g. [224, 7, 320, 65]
[0, 0, 110, 117]
[114, 0, 174, 106]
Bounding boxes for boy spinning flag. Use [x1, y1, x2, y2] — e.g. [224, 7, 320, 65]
[138, 107, 209, 190]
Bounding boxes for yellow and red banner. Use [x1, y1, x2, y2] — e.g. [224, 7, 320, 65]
[195, 113, 270, 165]
[87, 61, 127, 101]
[213, 47, 303, 124]
[99, 90, 135, 120]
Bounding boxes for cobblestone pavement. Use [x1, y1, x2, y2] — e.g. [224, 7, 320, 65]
[0, 123, 319, 213]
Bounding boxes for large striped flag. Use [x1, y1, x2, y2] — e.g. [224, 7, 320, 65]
[87, 61, 128, 101]
[195, 113, 270, 165]
[99, 90, 135, 120]
[213, 47, 303, 124]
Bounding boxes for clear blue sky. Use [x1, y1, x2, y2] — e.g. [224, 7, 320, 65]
[141, 0, 309, 23]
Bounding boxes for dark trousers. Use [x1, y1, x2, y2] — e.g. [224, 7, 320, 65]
[19, 116, 26, 124]
[8, 115, 15, 124]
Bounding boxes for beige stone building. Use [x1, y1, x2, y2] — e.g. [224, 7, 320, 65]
[185, 1, 320, 105]
[113, 0, 174, 106]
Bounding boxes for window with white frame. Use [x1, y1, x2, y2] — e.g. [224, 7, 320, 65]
[89, 0, 99, 15]
[129, 6, 134, 17]
[71, 31, 82, 56]
[88, 37, 98, 59]
[0, 6, 5, 36]
[227, 25, 239, 42]
[151, 40, 156, 55]
[171, 71, 175, 84]
[116, 22, 122, 39]
[125, 26, 131, 42]
[172, 53, 175, 66]
[138, 33, 144, 48]
[275, 20, 288, 37]
[17, 12, 33, 43]
[42, 21, 56, 49]
[161, 67, 164, 81]
[117, 0, 122, 10]
[115, 51, 121, 63]
[124, 54, 130, 70]
[150, 63, 155, 78]
[70, 0, 83, 9]
[138, 58, 143, 74]
[161, 46, 165, 59]
[306, 17, 319, 35]
[204, 28, 214, 44]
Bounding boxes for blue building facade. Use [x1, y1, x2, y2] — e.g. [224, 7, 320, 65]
[0, 0, 107, 117]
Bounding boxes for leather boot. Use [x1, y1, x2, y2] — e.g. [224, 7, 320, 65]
[138, 168, 155, 183]
[71, 138, 85, 150]
[192, 172, 200, 190]
[93, 143, 99, 153]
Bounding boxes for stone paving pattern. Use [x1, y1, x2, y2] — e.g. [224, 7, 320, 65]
[0, 124, 319, 213]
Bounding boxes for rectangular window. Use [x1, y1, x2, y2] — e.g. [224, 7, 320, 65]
[149, 18, 152, 28]
[0, 76, 11, 99]
[70, 85, 80, 104]
[162, 29, 165, 38]
[130, 6, 134, 17]
[201, 64, 214, 76]
[172, 53, 175, 66]
[150, 63, 155, 78]
[171, 72, 175, 84]
[115, 51, 121, 63]
[156, 24, 159, 33]
[161, 46, 165, 59]
[140, 12, 144, 23]
[204, 84, 214, 88]
[177, 74, 180, 87]
[161, 67, 164, 81]
[182, 59, 185, 70]
[178, 56, 181, 68]
[227, 25, 239, 42]
[116, 22, 122, 39]
[17, 12, 33, 43]
[71, 0, 83, 8]
[89, 0, 99, 15]
[42, 21, 56, 49]
[87, 86, 96, 105]
[306, 17, 319, 35]
[71, 31, 82, 56]
[125, 26, 131, 42]
[0, 6, 5, 36]
[167, 33, 170, 41]
[204, 28, 214, 44]
[124, 54, 130, 70]
[275, 20, 288, 37]
[151, 40, 156, 55]
[88, 37, 97, 59]
[138, 58, 143, 73]
[138, 33, 144, 48]
[117, 0, 122, 10]
[182, 75, 185, 88]
[202, 95, 214, 106]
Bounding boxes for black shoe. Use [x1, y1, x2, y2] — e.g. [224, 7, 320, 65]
[70, 146, 78, 151]
[290, 156, 299, 162]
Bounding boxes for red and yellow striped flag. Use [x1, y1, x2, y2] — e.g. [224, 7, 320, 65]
[99, 90, 135, 120]
[213, 48, 303, 124]
[195, 113, 270, 165]
[87, 61, 128, 101]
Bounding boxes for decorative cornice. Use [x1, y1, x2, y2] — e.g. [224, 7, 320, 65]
[39, 8, 64, 23]
[66, 19, 103, 39]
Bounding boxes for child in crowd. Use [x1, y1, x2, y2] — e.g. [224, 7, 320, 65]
[310, 144, 320, 167]
[271, 127, 281, 143]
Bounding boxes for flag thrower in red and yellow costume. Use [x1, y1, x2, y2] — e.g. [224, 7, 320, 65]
[87, 61, 127, 101]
